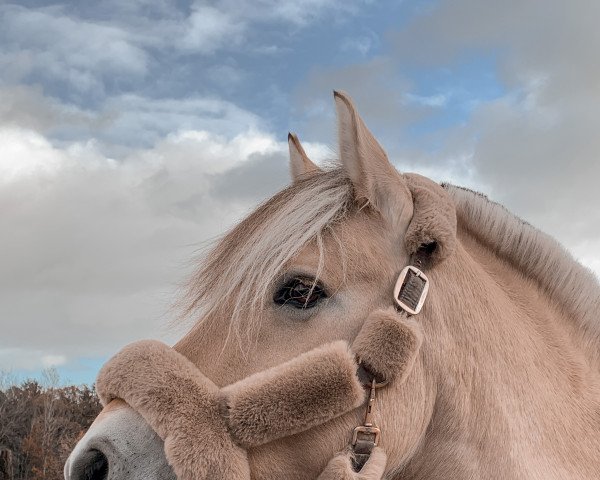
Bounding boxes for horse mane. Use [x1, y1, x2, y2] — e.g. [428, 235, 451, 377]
[182, 168, 354, 346]
[444, 184, 600, 344]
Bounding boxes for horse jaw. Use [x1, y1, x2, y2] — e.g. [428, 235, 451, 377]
[64, 399, 175, 480]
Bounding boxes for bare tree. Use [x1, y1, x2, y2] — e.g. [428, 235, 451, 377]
[0, 371, 101, 480]
[0, 448, 14, 480]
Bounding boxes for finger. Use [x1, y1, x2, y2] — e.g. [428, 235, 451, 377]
[357, 447, 387, 479]
[317, 448, 387, 480]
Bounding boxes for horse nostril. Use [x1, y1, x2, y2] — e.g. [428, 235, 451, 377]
[70, 449, 109, 480]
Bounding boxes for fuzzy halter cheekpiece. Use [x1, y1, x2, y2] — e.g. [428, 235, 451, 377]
[96, 308, 423, 479]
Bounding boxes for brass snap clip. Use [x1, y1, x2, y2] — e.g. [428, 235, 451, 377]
[351, 379, 381, 447]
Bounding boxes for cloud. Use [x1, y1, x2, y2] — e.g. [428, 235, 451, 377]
[0, 75, 301, 375]
[41, 355, 67, 368]
[215, 0, 369, 26]
[385, 0, 600, 256]
[405, 93, 448, 108]
[181, 5, 245, 53]
[0, 85, 99, 134]
[0, 0, 370, 98]
[0, 124, 316, 372]
[0, 4, 149, 93]
[0, 85, 264, 150]
[99, 94, 265, 147]
[340, 31, 379, 57]
[292, 58, 430, 145]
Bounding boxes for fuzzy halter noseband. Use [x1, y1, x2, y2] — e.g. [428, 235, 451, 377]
[96, 308, 423, 480]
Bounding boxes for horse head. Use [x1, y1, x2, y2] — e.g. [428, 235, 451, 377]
[65, 92, 600, 480]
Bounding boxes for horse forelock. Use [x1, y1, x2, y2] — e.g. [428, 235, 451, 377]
[445, 184, 600, 347]
[181, 168, 354, 348]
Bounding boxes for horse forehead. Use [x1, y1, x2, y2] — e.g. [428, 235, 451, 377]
[291, 213, 398, 282]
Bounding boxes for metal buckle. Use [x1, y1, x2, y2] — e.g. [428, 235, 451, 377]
[393, 265, 429, 315]
[351, 379, 381, 447]
[351, 425, 381, 447]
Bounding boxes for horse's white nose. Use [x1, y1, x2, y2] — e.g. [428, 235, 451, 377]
[65, 400, 175, 480]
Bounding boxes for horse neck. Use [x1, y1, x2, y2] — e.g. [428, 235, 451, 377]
[445, 184, 600, 369]
[454, 227, 600, 371]
[412, 231, 600, 477]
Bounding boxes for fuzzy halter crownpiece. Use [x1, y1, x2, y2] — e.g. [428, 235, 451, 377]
[96, 309, 423, 479]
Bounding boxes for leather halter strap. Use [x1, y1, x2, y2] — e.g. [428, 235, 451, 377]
[350, 254, 430, 472]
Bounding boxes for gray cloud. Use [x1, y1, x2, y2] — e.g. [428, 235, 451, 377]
[0, 125, 296, 371]
[211, 151, 289, 204]
[0, 85, 264, 150]
[386, 1, 600, 252]
[0, 4, 150, 93]
[0, 85, 93, 133]
[100, 95, 264, 147]
[0, 0, 370, 96]
[292, 58, 430, 146]
[215, 0, 370, 26]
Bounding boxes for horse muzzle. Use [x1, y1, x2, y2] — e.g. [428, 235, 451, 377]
[66, 308, 423, 480]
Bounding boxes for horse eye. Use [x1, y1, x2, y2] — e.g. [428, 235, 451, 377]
[273, 278, 327, 309]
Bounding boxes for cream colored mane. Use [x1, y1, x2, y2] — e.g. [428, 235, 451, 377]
[445, 184, 600, 347]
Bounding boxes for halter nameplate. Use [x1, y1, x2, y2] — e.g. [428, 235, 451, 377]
[393, 265, 429, 315]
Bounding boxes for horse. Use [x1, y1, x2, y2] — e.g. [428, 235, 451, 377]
[64, 91, 600, 480]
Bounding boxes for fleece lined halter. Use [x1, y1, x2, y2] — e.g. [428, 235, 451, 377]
[95, 174, 454, 479]
[95, 261, 429, 479]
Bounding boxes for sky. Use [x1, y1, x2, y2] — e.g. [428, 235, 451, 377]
[1, 0, 599, 385]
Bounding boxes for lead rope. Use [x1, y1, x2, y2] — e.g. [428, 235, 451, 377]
[350, 259, 430, 472]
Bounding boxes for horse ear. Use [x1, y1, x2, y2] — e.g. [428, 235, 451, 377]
[333, 90, 412, 227]
[288, 132, 320, 182]
[404, 173, 457, 265]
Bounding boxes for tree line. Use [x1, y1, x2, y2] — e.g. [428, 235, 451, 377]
[0, 371, 101, 480]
